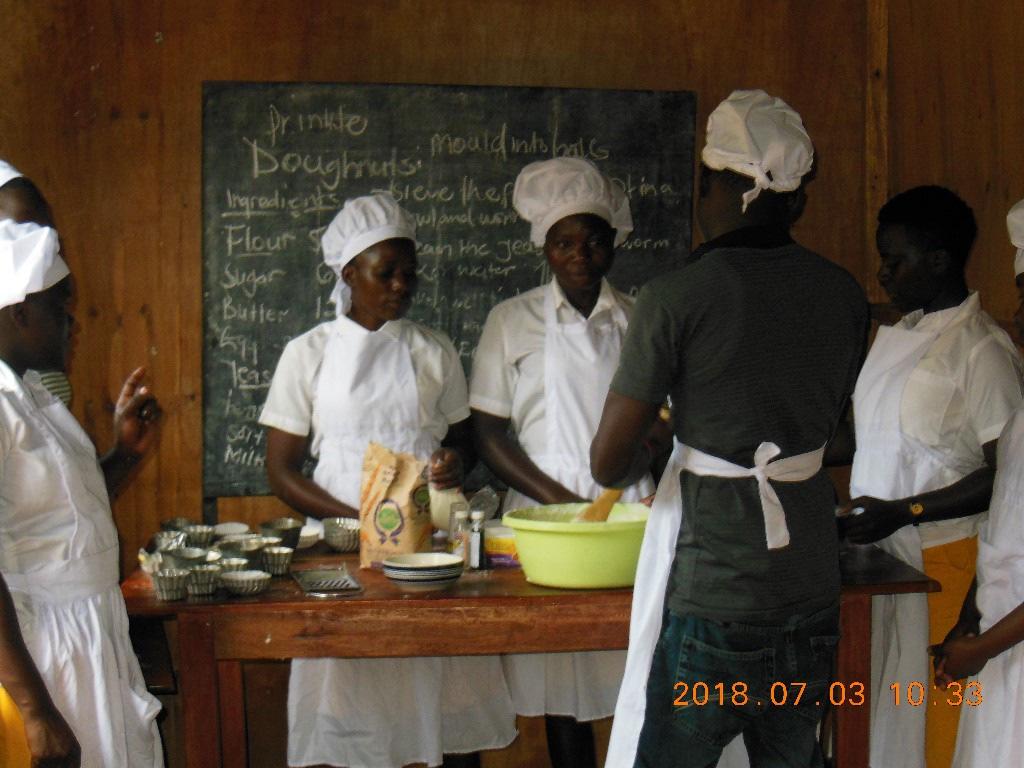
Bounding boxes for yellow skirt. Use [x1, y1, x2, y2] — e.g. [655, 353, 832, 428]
[923, 535, 978, 768]
[0, 687, 29, 767]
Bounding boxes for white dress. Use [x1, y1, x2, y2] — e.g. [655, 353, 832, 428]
[0, 362, 163, 768]
[849, 297, 1022, 768]
[952, 407, 1024, 767]
[471, 279, 653, 722]
[261, 315, 517, 768]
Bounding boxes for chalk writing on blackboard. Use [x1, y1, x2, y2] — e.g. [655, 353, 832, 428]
[203, 82, 695, 496]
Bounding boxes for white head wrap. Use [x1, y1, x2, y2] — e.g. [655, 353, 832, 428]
[701, 89, 814, 213]
[0, 160, 23, 188]
[1007, 198, 1024, 276]
[513, 157, 633, 247]
[320, 192, 417, 312]
[0, 219, 68, 311]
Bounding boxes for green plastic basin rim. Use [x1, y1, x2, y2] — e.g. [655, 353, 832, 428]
[502, 503, 649, 533]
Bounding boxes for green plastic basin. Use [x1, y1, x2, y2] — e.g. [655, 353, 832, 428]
[502, 503, 649, 589]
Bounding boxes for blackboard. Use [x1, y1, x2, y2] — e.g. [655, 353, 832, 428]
[203, 81, 695, 497]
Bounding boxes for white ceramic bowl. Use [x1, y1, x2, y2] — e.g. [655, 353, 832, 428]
[220, 570, 272, 596]
[385, 574, 461, 593]
[382, 553, 464, 592]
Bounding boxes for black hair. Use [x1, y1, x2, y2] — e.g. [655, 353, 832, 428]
[0, 176, 53, 225]
[698, 165, 808, 227]
[877, 186, 977, 269]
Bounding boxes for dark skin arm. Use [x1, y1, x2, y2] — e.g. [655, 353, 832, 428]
[838, 439, 998, 543]
[0, 576, 81, 767]
[930, 578, 981, 681]
[823, 417, 855, 467]
[265, 418, 473, 520]
[472, 409, 586, 504]
[590, 392, 666, 489]
[935, 597, 1024, 684]
[100, 367, 161, 499]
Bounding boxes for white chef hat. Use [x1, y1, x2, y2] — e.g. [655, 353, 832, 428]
[0, 159, 23, 188]
[702, 89, 814, 213]
[513, 157, 633, 247]
[1008, 198, 1024, 276]
[320, 192, 417, 312]
[0, 219, 68, 311]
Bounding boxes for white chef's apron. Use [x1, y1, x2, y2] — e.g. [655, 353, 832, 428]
[605, 439, 825, 768]
[0, 369, 162, 768]
[850, 322, 976, 768]
[502, 287, 654, 722]
[952, 408, 1024, 768]
[287, 320, 516, 768]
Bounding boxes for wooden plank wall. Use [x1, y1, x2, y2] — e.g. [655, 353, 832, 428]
[0, 0, 868, 573]
[888, 0, 1024, 322]
[6, 1, 1023, 766]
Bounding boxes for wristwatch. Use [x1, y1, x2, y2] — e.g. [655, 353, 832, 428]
[909, 501, 925, 526]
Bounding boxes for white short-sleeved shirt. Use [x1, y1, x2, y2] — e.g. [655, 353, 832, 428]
[469, 278, 633, 456]
[259, 316, 470, 456]
[899, 292, 1024, 546]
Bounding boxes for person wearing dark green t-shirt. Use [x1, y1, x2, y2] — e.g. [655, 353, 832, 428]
[592, 90, 868, 768]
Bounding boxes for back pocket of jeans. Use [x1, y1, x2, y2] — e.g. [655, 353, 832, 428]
[672, 634, 773, 746]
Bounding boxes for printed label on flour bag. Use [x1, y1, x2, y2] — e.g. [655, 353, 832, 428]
[359, 442, 433, 568]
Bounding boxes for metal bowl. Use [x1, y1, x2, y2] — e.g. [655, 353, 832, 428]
[187, 564, 222, 596]
[323, 517, 360, 553]
[259, 517, 303, 549]
[161, 546, 210, 570]
[261, 546, 294, 576]
[219, 557, 250, 573]
[184, 524, 215, 548]
[160, 516, 194, 532]
[151, 568, 190, 601]
[220, 570, 272, 596]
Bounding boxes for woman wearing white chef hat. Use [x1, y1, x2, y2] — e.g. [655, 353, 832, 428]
[933, 197, 1024, 767]
[0, 219, 164, 768]
[470, 157, 658, 767]
[0, 161, 71, 409]
[260, 192, 516, 768]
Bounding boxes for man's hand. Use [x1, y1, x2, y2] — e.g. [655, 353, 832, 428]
[112, 367, 161, 459]
[837, 496, 912, 543]
[429, 448, 464, 490]
[22, 703, 80, 767]
[932, 634, 988, 686]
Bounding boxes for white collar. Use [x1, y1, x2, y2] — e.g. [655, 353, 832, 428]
[0, 360, 55, 406]
[549, 277, 618, 320]
[901, 292, 979, 333]
[0, 358, 19, 392]
[333, 313, 403, 341]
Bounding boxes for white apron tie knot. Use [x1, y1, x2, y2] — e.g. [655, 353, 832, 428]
[679, 441, 825, 550]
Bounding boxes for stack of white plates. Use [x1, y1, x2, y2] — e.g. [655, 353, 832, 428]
[382, 553, 464, 592]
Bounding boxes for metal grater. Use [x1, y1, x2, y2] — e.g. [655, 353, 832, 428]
[293, 566, 362, 598]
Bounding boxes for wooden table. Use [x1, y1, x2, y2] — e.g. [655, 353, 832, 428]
[123, 543, 936, 768]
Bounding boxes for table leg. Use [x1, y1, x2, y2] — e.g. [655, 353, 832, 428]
[178, 614, 221, 768]
[835, 593, 872, 768]
[219, 660, 248, 768]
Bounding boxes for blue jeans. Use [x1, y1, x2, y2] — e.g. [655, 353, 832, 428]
[635, 603, 839, 768]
